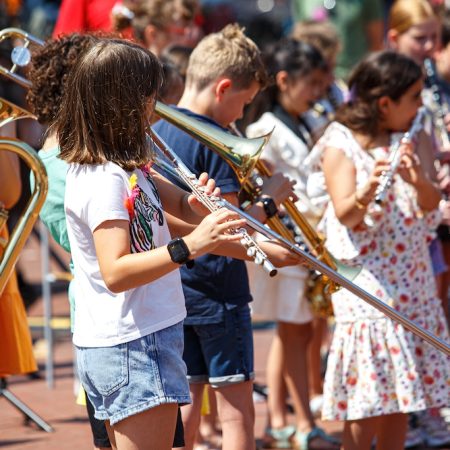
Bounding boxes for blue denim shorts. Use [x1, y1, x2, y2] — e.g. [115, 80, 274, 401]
[76, 321, 191, 425]
[429, 238, 447, 276]
[183, 304, 254, 388]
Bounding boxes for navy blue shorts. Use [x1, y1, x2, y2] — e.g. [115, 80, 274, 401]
[183, 304, 254, 388]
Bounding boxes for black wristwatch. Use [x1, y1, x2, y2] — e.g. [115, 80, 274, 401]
[260, 196, 278, 219]
[167, 238, 194, 268]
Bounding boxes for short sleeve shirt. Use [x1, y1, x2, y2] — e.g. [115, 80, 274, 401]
[152, 107, 252, 325]
[65, 162, 186, 346]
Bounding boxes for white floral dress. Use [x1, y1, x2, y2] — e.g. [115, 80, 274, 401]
[305, 122, 450, 421]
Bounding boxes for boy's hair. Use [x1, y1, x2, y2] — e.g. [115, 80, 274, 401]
[27, 34, 97, 125]
[290, 20, 341, 64]
[57, 39, 163, 171]
[185, 23, 268, 91]
[388, 0, 437, 35]
[336, 51, 422, 137]
[113, 0, 198, 42]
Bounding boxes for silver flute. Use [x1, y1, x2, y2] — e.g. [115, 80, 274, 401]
[374, 107, 426, 205]
[150, 130, 278, 277]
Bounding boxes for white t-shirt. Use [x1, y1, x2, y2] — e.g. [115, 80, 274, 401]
[65, 162, 186, 347]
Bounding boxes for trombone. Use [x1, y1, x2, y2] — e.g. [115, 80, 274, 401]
[1, 27, 448, 356]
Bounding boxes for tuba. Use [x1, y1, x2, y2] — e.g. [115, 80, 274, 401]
[0, 28, 48, 294]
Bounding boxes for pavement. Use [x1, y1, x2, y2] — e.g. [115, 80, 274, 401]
[0, 230, 448, 449]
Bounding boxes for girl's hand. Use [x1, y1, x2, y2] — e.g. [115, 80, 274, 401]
[187, 172, 221, 216]
[260, 172, 298, 205]
[397, 143, 426, 187]
[183, 208, 247, 257]
[356, 158, 391, 205]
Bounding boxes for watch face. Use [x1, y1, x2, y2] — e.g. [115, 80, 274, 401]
[168, 238, 190, 264]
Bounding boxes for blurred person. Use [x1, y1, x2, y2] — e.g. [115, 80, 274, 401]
[291, 0, 384, 79]
[161, 44, 193, 81]
[52, 0, 116, 36]
[0, 132, 38, 379]
[111, 0, 202, 57]
[246, 38, 339, 450]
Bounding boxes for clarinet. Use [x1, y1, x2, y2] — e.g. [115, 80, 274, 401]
[424, 58, 450, 147]
[150, 130, 278, 277]
[374, 107, 426, 205]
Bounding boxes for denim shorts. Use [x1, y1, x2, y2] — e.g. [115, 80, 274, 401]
[76, 321, 191, 425]
[429, 238, 447, 276]
[183, 304, 254, 388]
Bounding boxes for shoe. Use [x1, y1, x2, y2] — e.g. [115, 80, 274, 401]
[417, 409, 450, 447]
[294, 426, 340, 450]
[405, 414, 423, 449]
[309, 395, 323, 418]
[262, 426, 296, 449]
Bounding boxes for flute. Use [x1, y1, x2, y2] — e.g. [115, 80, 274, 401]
[374, 107, 426, 205]
[150, 130, 278, 277]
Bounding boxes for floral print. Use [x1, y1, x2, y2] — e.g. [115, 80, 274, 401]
[306, 122, 450, 421]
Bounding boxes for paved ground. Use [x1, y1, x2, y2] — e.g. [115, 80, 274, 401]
[0, 230, 448, 449]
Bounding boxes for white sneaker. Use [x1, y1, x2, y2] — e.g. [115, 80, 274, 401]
[418, 409, 450, 447]
[309, 395, 323, 418]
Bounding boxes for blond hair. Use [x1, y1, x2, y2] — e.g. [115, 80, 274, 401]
[388, 0, 437, 35]
[185, 23, 268, 91]
[291, 20, 341, 63]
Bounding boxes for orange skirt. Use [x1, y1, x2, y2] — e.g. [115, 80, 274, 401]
[0, 228, 37, 376]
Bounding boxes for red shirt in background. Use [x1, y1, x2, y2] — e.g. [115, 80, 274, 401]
[52, 0, 117, 37]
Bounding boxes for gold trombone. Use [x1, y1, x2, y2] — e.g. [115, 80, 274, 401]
[156, 102, 360, 317]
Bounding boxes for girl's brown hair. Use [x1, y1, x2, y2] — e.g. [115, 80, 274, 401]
[336, 51, 422, 137]
[56, 39, 163, 171]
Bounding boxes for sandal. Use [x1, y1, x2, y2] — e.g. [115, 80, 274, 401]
[262, 425, 296, 449]
[294, 427, 340, 450]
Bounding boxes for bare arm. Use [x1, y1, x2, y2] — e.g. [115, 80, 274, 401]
[93, 208, 247, 293]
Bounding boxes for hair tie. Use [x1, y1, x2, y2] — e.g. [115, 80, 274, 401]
[112, 3, 135, 20]
[345, 85, 357, 103]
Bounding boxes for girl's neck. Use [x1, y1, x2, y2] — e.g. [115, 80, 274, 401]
[277, 97, 302, 122]
[352, 129, 390, 151]
[42, 131, 58, 151]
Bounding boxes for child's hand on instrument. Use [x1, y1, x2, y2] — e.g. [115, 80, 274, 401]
[397, 143, 425, 187]
[187, 172, 221, 216]
[357, 159, 391, 205]
[260, 172, 298, 205]
[183, 208, 247, 257]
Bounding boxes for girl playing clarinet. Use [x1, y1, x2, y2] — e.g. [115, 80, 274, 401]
[305, 50, 449, 450]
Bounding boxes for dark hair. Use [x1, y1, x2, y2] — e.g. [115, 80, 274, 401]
[159, 58, 184, 104]
[442, 10, 450, 47]
[27, 34, 98, 125]
[161, 44, 193, 80]
[240, 38, 326, 127]
[336, 51, 422, 137]
[56, 39, 163, 171]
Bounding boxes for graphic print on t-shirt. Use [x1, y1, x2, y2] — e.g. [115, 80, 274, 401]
[129, 173, 164, 253]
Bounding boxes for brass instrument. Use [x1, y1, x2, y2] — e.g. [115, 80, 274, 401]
[0, 137, 48, 295]
[0, 27, 44, 89]
[251, 159, 360, 317]
[150, 130, 277, 276]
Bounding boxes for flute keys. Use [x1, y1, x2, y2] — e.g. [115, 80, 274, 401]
[247, 246, 256, 257]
